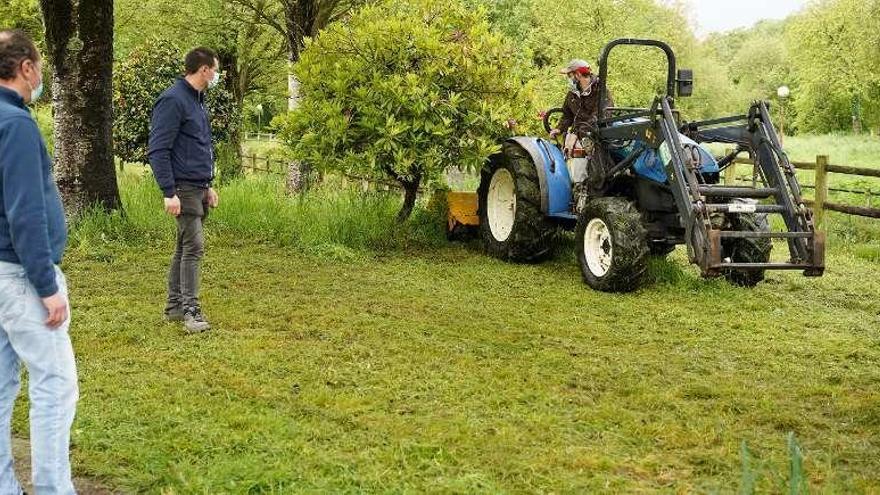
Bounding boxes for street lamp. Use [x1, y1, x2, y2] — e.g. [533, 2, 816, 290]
[777, 86, 790, 145]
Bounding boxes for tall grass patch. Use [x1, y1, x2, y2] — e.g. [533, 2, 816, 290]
[68, 171, 447, 259]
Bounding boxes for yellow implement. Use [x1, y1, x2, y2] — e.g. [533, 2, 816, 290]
[446, 191, 479, 239]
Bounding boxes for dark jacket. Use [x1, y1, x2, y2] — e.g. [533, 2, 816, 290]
[557, 75, 613, 138]
[148, 78, 214, 198]
[0, 86, 68, 297]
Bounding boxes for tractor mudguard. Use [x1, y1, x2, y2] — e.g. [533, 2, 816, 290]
[507, 137, 574, 219]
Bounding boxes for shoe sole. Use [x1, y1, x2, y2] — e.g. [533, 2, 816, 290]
[185, 324, 211, 334]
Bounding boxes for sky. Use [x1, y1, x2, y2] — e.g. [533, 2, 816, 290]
[685, 0, 810, 36]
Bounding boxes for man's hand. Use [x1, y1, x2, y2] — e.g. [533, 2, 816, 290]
[42, 292, 68, 328]
[207, 187, 219, 208]
[549, 128, 562, 139]
[164, 195, 181, 217]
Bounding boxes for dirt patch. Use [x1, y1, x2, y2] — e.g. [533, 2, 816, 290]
[12, 437, 119, 494]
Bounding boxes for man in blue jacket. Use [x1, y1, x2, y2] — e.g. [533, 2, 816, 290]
[0, 29, 78, 494]
[148, 47, 220, 334]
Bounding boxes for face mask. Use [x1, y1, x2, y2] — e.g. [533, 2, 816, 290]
[208, 70, 220, 89]
[23, 61, 44, 103]
[29, 79, 44, 102]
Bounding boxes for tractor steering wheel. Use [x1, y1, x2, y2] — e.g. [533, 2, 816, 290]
[543, 107, 564, 135]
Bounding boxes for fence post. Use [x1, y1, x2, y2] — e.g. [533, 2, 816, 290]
[814, 155, 829, 230]
[724, 148, 737, 185]
[250, 154, 256, 173]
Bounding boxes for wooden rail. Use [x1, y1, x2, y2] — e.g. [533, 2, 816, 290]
[723, 154, 880, 229]
[246, 150, 880, 227]
[242, 153, 420, 192]
[243, 132, 277, 141]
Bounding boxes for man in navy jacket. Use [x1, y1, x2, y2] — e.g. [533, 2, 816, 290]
[148, 47, 220, 333]
[0, 29, 78, 494]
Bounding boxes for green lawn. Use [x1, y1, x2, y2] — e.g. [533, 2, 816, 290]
[782, 134, 880, 169]
[22, 223, 880, 492]
[21, 149, 876, 493]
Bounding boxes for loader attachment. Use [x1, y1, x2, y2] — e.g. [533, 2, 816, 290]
[674, 99, 825, 277]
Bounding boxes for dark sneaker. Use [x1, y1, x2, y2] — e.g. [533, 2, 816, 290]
[164, 307, 185, 322]
[184, 306, 211, 333]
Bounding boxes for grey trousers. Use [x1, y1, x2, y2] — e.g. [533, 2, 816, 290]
[166, 185, 209, 313]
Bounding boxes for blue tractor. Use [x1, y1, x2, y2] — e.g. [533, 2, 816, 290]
[476, 39, 824, 292]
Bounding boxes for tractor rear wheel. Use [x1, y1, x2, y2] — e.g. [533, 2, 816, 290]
[576, 197, 649, 292]
[478, 142, 556, 262]
[722, 209, 772, 287]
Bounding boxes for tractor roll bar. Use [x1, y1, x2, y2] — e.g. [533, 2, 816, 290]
[598, 38, 677, 110]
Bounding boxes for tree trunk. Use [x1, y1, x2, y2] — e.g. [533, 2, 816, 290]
[396, 175, 421, 223]
[39, 0, 120, 217]
[288, 65, 300, 111]
[218, 49, 243, 182]
[284, 50, 306, 193]
[282, 0, 320, 193]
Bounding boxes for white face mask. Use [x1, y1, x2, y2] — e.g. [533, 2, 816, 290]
[208, 70, 220, 89]
[23, 61, 44, 103]
[29, 79, 44, 102]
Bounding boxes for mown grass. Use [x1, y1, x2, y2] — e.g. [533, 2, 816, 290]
[13, 170, 878, 493]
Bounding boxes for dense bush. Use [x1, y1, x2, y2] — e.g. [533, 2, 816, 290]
[113, 38, 239, 164]
[275, 0, 538, 220]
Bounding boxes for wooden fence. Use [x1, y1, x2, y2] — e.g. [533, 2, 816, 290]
[242, 153, 414, 192]
[244, 150, 880, 227]
[723, 154, 880, 229]
[244, 132, 277, 141]
[242, 153, 286, 176]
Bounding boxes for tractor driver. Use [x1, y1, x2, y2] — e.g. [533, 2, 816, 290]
[548, 59, 613, 155]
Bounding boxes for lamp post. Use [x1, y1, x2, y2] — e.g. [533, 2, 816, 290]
[777, 86, 790, 145]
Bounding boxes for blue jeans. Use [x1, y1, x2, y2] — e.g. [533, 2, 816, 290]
[0, 261, 78, 495]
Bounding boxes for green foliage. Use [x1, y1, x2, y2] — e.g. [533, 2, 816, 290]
[703, 20, 795, 126]
[787, 0, 880, 133]
[275, 0, 537, 189]
[32, 104, 53, 153]
[112, 38, 239, 164]
[0, 0, 42, 46]
[528, 1, 685, 108]
[461, 0, 741, 120]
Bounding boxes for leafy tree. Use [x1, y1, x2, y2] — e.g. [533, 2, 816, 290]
[787, 0, 880, 133]
[705, 20, 795, 126]
[0, 0, 43, 46]
[495, 0, 737, 119]
[113, 39, 239, 178]
[276, 0, 537, 221]
[222, 0, 372, 192]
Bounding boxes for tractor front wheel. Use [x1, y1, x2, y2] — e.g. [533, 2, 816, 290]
[576, 197, 649, 292]
[722, 208, 772, 287]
